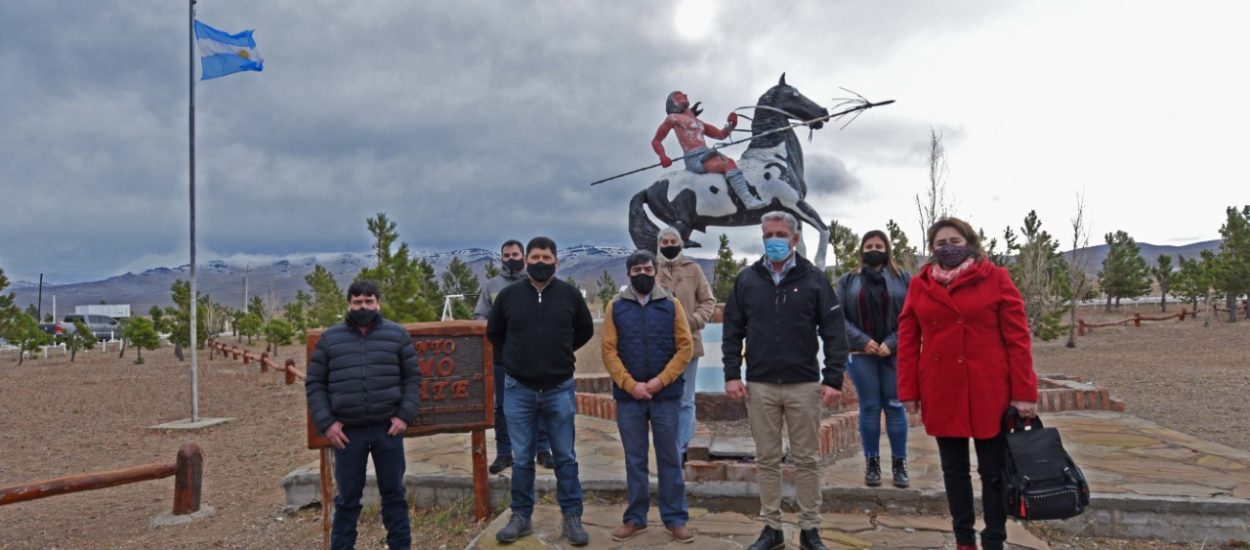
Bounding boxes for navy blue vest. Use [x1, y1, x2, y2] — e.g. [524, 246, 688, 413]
[610, 295, 683, 401]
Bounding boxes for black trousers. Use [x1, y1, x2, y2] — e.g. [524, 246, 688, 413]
[936, 433, 1008, 549]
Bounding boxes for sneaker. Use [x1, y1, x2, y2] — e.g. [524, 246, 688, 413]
[799, 528, 828, 550]
[562, 514, 589, 546]
[668, 524, 695, 544]
[864, 456, 882, 487]
[611, 521, 646, 542]
[495, 514, 532, 544]
[892, 456, 910, 488]
[537, 450, 555, 469]
[746, 525, 785, 550]
[488, 454, 513, 474]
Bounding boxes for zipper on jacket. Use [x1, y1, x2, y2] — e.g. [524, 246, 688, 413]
[640, 300, 651, 384]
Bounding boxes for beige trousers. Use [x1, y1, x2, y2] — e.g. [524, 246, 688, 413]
[746, 381, 823, 530]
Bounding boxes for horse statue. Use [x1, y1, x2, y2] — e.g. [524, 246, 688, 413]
[629, 74, 833, 267]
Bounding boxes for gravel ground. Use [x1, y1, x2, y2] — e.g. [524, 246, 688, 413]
[0, 343, 484, 549]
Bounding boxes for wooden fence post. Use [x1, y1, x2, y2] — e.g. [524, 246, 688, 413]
[172, 442, 203, 515]
[1077, 319, 1086, 336]
[284, 359, 297, 385]
[260, 352, 269, 373]
[1133, 313, 1142, 328]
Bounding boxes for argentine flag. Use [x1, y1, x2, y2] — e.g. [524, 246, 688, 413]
[194, 20, 263, 80]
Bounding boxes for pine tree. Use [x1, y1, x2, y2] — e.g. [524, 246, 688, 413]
[1152, 255, 1175, 312]
[1211, 205, 1250, 322]
[248, 295, 267, 321]
[168, 279, 208, 358]
[712, 234, 739, 302]
[0, 267, 20, 339]
[8, 313, 50, 365]
[1171, 255, 1209, 312]
[283, 290, 312, 342]
[237, 313, 263, 345]
[886, 219, 918, 272]
[1007, 211, 1071, 341]
[564, 276, 581, 290]
[827, 219, 860, 276]
[1098, 231, 1151, 311]
[440, 257, 481, 320]
[67, 319, 95, 362]
[305, 264, 345, 329]
[263, 318, 296, 354]
[356, 213, 437, 323]
[596, 270, 618, 312]
[125, 317, 160, 365]
[484, 259, 501, 279]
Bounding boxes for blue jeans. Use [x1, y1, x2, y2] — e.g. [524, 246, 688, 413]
[617, 398, 687, 527]
[494, 363, 550, 456]
[331, 423, 410, 550]
[846, 354, 908, 459]
[677, 358, 699, 454]
[503, 374, 583, 518]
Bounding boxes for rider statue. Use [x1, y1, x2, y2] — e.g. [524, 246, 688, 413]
[651, 91, 768, 209]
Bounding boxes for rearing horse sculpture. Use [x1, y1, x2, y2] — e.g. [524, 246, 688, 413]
[629, 74, 832, 267]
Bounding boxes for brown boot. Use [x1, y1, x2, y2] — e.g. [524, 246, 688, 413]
[611, 521, 646, 542]
[668, 524, 695, 543]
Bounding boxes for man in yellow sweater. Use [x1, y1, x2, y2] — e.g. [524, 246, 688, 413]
[601, 250, 695, 544]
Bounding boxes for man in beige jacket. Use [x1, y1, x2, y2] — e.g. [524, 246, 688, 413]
[655, 226, 718, 462]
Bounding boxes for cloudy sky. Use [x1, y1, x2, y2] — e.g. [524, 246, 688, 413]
[2, 0, 1247, 284]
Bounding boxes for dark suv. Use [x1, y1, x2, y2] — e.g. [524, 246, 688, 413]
[63, 314, 122, 340]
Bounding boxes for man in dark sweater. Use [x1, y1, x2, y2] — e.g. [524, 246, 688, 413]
[487, 236, 595, 546]
[306, 280, 420, 550]
[723, 211, 849, 550]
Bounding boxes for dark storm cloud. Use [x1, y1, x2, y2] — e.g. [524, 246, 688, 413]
[0, 1, 1012, 283]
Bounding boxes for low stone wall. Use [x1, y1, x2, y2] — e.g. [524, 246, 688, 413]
[571, 373, 1127, 483]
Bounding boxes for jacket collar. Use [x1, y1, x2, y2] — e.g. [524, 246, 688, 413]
[619, 285, 671, 304]
[658, 252, 694, 268]
[915, 260, 995, 312]
[751, 252, 813, 284]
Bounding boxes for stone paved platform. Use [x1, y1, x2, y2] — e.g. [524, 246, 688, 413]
[464, 504, 1051, 549]
[282, 411, 1250, 544]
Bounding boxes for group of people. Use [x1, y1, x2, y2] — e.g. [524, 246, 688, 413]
[304, 213, 1038, 550]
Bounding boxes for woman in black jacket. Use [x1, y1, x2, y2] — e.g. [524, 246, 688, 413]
[837, 230, 912, 488]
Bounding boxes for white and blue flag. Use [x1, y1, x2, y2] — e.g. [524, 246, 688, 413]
[194, 20, 263, 80]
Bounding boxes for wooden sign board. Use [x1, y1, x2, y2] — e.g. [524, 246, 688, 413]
[304, 320, 494, 449]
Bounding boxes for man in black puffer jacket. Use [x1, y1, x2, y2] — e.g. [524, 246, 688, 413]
[306, 280, 420, 550]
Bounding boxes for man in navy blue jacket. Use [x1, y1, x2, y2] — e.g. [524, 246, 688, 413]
[306, 280, 420, 550]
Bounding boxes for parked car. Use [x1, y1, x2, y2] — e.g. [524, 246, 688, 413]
[39, 322, 78, 339]
[63, 314, 122, 341]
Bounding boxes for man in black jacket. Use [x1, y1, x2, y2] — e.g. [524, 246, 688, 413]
[487, 236, 595, 546]
[723, 212, 849, 550]
[306, 280, 420, 550]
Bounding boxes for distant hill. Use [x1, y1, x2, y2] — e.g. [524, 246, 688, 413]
[9, 245, 715, 315]
[1065, 239, 1221, 276]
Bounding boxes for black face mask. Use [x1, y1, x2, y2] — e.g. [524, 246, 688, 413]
[659, 246, 682, 260]
[631, 274, 655, 296]
[346, 308, 377, 327]
[527, 261, 556, 283]
[503, 259, 525, 274]
[862, 250, 888, 268]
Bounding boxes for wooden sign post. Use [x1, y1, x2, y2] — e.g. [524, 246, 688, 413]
[305, 321, 494, 549]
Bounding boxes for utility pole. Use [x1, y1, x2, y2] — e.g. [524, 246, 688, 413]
[242, 265, 249, 311]
[36, 273, 43, 321]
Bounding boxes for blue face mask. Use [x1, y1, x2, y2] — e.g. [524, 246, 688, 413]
[764, 238, 792, 262]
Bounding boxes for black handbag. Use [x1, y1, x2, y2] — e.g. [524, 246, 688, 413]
[1001, 407, 1090, 520]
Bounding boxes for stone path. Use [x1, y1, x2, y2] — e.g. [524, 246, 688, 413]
[465, 504, 1051, 549]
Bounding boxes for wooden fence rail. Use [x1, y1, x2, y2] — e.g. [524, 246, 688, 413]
[0, 442, 203, 515]
[207, 339, 305, 384]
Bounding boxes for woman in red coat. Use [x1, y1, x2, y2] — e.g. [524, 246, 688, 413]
[897, 217, 1038, 550]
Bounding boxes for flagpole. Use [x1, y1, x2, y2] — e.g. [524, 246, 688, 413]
[188, 0, 200, 423]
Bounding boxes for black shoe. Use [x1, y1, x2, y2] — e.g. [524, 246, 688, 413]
[537, 450, 555, 469]
[746, 525, 785, 550]
[489, 455, 513, 474]
[800, 528, 829, 550]
[864, 456, 882, 487]
[495, 514, 532, 544]
[892, 456, 910, 488]
[562, 514, 589, 546]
